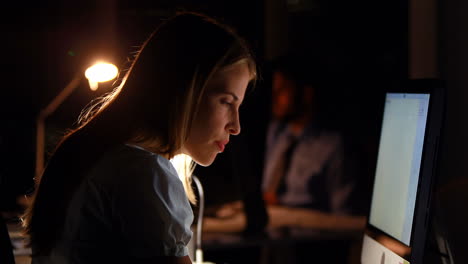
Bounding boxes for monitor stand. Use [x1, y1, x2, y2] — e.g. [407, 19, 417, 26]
[361, 234, 409, 264]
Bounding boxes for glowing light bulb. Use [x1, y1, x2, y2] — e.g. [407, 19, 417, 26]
[85, 62, 118, 90]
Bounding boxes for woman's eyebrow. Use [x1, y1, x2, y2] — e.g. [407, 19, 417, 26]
[213, 90, 239, 101]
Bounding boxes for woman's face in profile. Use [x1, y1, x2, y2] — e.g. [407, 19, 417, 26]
[182, 62, 251, 166]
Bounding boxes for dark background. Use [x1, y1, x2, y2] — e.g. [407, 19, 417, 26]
[1, 0, 467, 262]
[0, 0, 405, 212]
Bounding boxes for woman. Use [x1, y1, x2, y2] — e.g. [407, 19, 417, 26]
[22, 12, 257, 264]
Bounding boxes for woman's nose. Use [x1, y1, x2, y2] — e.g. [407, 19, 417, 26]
[227, 112, 241, 135]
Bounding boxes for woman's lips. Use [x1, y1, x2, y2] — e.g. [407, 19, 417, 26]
[216, 140, 229, 153]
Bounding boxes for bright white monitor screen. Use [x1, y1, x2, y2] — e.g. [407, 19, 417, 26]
[368, 93, 430, 246]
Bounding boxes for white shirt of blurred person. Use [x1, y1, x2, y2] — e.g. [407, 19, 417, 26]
[262, 70, 358, 215]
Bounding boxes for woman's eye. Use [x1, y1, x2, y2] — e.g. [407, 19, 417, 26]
[220, 99, 232, 106]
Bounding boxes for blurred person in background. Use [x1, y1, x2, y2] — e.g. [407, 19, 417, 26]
[261, 55, 367, 263]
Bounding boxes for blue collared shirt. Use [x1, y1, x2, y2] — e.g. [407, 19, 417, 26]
[33, 144, 193, 264]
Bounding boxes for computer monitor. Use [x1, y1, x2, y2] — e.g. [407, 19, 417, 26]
[361, 80, 445, 264]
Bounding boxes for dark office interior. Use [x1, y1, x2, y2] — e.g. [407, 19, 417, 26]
[1, 0, 468, 263]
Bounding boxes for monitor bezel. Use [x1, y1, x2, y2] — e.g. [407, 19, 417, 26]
[363, 79, 445, 263]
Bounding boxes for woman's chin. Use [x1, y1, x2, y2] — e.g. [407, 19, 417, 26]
[192, 155, 217, 167]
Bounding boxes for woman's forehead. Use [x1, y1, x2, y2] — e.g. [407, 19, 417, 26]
[205, 64, 250, 97]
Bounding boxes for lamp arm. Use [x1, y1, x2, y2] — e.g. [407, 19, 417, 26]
[34, 74, 83, 180]
[40, 74, 83, 120]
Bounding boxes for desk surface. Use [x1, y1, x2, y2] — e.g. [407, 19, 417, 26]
[200, 204, 366, 250]
[201, 227, 363, 250]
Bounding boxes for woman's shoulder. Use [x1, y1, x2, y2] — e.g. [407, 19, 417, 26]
[86, 144, 178, 188]
[100, 144, 171, 169]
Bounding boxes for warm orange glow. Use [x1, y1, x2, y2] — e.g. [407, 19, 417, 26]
[85, 62, 118, 90]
